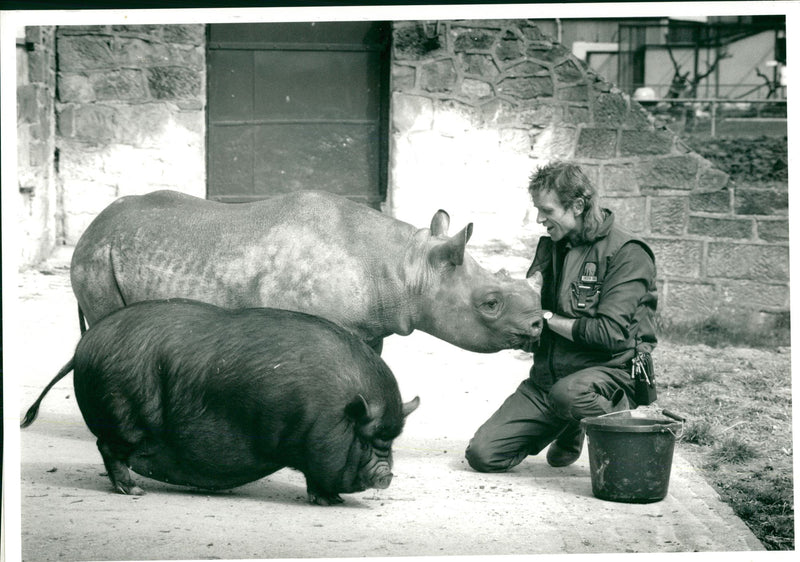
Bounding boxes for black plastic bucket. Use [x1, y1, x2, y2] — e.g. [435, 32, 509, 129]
[580, 412, 683, 503]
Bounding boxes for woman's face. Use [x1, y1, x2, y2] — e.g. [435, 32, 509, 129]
[534, 189, 584, 242]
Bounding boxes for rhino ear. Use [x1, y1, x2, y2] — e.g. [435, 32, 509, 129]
[527, 270, 543, 294]
[428, 223, 473, 267]
[345, 394, 371, 423]
[430, 210, 450, 237]
[402, 396, 420, 417]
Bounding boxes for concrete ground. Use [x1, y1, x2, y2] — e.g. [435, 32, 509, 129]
[5, 247, 766, 560]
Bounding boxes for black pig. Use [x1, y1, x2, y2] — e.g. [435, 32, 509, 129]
[21, 299, 419, 505]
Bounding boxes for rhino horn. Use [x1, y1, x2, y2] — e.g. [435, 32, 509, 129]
[430, 210, 450, 237]
[428, 223, 473, 267]
[527, 270, 543, 294]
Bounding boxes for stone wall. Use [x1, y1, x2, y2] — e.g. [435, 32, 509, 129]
[388, 19, 789, 325]
[56, 25, 206, 244]
[16, 26, 58, 267]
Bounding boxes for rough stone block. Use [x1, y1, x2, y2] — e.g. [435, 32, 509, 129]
[645, 238, 703, 278]
[394, 24, 446, 60]
[392, 93, 433, 133]
[161, 24, 205, 45]
[575, 128, 616, 159]
[688, 216, 753, 240]
[520, 25, 549, 42]
[518, 105, 559, 127]
[478, 98, 518, 126]
[419, 59, 457, 93]
[453, 29, 496, 51]
[593, 93, 627, 126]
[662, 280, 718, 321]
[495, 32, 523, 61]
[579, 164, 601, 191]
[114, 37, 172, 67]
[92, 69, 148, 100]
[147, 66, 201, 99]
[461, 54, 499, 77]
[619, 130, 673, 156]
[564, 106, 590, 125]
[689, 190, 731, 213]
[391, 65, 416, 90]
[28, 141, 51, 168]
[114, 103, 175, 147]
[603, 197, 646, 232]
[757, 219, 789, 242]
[461, 79, 492, 99]
[636, 156, 699, 190]
[499, 128, 531, 153]
[554, 60, 583, 83]
[534, 126, 576, 159]
[734, 188, 788, 216]
[557, 84, 589, 102]
[697, 167, 729, 190]
[17, 84, 38, 124]
[624, 105, 653, 130]
[650, 198, 686, 236]
[525, 41, 572, 64]
[602, 163, 638, 194]
[28, 51, 49, 84]
[717, 280, 789, 309]
[497, 76, 554, 99]
[58, 36, 114, 71]
[59, 74, 95, 103]
[504, 60, 548, 77]
[80, 105, 121, 142]
[707, 242, 789, 281]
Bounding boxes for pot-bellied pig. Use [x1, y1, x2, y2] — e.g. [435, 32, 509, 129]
[70, 189, 544, 354]
[21, 299, 420, 505]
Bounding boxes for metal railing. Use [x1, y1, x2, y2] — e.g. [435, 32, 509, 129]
[635, 98, 787, 137]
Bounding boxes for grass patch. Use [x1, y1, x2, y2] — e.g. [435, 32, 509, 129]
[655, 322, 793, 550]
[680, 420, 715, 446]
[709, 436, 759, 464]
[658, 312, 790, 349]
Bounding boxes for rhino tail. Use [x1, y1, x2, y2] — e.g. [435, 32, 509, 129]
[20, 357, 75, 428]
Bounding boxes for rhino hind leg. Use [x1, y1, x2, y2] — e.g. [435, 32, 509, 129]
[306, 480, 344, 506]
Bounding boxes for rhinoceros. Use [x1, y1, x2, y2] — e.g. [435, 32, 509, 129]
[70, 190, 543, 353]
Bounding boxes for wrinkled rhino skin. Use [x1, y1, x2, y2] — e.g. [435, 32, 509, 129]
[21, 299, 420, 505]
[71, 190, 543, 353]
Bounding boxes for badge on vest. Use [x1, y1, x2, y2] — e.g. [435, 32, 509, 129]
[576, 262, 599, 309]
[580, 262, 598, 284]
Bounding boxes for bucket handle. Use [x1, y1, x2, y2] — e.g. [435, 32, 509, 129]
[591, 409, 686, 439]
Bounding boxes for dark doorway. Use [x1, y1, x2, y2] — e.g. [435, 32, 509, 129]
[206, 22, 390, 208]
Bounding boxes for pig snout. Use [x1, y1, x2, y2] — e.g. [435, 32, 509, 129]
[372, 465, 393, 489]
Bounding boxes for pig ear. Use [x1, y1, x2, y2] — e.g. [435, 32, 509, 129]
[527, 270, 543, 294]
[345, 394, 371, 423]
[428, 223, 473, 267]
[430, 210, 450, 237]
[402, 396, 420, 417]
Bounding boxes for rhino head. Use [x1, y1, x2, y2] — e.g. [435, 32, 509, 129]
[411, 210, 544, 353]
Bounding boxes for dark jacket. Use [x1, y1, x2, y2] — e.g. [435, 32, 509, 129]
[526, 209, 657, 390]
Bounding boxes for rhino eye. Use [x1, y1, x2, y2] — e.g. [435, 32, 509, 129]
[480, 296, 503, 316]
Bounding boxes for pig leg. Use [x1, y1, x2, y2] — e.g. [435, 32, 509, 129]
[306, 480, 344, 506]
[97, 440, 144, 496]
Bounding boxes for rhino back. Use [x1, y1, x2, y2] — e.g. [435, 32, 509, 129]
[71, 191, 417, 335]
